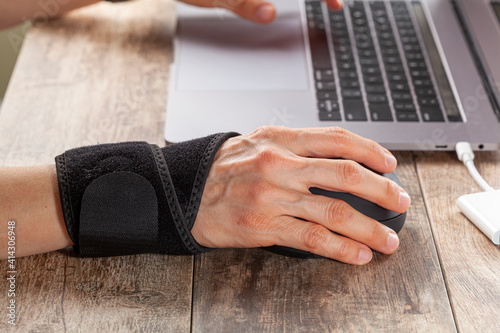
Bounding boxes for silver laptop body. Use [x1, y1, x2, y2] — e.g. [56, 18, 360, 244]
[165, 0, 500, 151]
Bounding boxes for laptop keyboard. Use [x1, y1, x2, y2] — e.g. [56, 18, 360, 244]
[306, 0, 455, 122]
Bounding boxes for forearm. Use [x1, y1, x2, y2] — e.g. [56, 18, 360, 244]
[0, 0, 101, 30]
[0, 165, 72, 259]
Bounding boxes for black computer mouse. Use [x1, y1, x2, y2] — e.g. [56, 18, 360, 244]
[264, 171, 407, 259]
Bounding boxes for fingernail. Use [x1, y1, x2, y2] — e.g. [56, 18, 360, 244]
[399, 191, 411, 210]
[387, 231, 399, 252]
[331, 0, 343, 10]
[385, 152, 397, 168]
[358, 248, 372, 264]
[255, 4, 275, 22]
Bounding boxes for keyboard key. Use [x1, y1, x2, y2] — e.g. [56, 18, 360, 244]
[329, 12, 345, 21]
[362, 66, 381, 75]
[365, 84, 386, 93]
[421, 108, 445, 122]
[385, 65, 405, 72]
[342, 89, 363, 98]
[401, 36, 419, 44]
[338, 61, 357, 70]
[413, 79, 433, 87]
[389, 82, 409, 91]
[396, 111, 419, 122]
[407, 61, 427, 69]
[381, 48, 399, 56]
[343, 99, 368, 121]
[315, 69, 334, 81]
[316, 81, 336, 91]
[419, 97, 439, 107]
[405, 52, 424, 61]
[384, 56, 402, 64]
[392, 92, 413, 101]
[379, 39, 397, 48]
[331, 21, 348, 30]
[369, 104, 393, 121]
[367, 94, 388, 103]
[320, 111, 342, 121]
[358, 49, 377, 58]
[364, 75, 384, 84]
[415, 88, 437, 97]
[341, 80, 361, 89]
[359, 57, 379, 66]
[394, 102, 416, 112]
[317, 91, 337, 100]
[338, 70, 358, 79]
[387, 73, 406, 82]
[334, 44, 352, 54]
[337, 52, 354, 62]
[410, 70, 430, 78]
[318, 99, 340, 112]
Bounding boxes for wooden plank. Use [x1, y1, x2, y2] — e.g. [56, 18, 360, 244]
[415, 151, 500, 333]
[0, 1, 193, 332]
[192, 152, 457, 332]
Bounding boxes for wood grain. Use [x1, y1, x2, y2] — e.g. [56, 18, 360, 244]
[0, 1, 193, 332]
[1, 0, 498, 331]
[415, 151, 500, 333]
[192, 152, 457, 332]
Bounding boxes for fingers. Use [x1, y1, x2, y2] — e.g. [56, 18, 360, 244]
[283, 193, 400, 255]
[180, 0, 276, 24]
[273, 216, 381, 265]
[293, 158, 410, 213]
[247, 126, 408, 213]
[249, 126, 397, 175]
[180, 0, 343, 24]
[325, 0, 344, 11]
[288, 127, 397, 174]
[217, 0, 276, 23]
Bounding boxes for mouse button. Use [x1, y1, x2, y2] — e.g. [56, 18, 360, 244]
[383, 172, 402, 187]
[378, 212, 406, 234]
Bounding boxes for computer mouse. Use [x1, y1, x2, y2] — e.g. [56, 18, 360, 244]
[264, 170, 407, 259]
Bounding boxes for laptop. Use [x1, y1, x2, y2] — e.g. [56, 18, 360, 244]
[165, 0, 500, 151]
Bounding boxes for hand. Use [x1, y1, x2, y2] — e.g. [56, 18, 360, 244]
[179, 0, 344, 24]
[192, 126, 411, 265]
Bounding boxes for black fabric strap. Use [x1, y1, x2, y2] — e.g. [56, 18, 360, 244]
[55, 133, 238, 257]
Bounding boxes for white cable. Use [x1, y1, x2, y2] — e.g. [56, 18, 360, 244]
[455, 142, 495, 192]
[455, 142, 500, 245]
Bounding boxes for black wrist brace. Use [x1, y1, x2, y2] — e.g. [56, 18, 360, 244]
[55, 133, 238, 257]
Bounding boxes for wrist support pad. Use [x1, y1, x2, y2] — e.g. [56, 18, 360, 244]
[55, 133, 238, 257]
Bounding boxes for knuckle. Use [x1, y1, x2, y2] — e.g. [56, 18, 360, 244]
[302, 225, 329, 251]
[250, 125, 282, 140]
[385, 178, 399, 197]
[254, 147, 283, 172]
[365, 221, 380, 243]
[338, 161, 365, 187]
[366, 140, 383, 161]
[241, 211, 270, 233]
[327, 126, 352, 147]
[335, 240, 353, 262]
[326, 200, 353, 227]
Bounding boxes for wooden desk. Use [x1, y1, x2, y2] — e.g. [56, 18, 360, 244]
[1, 1, 499, 331]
